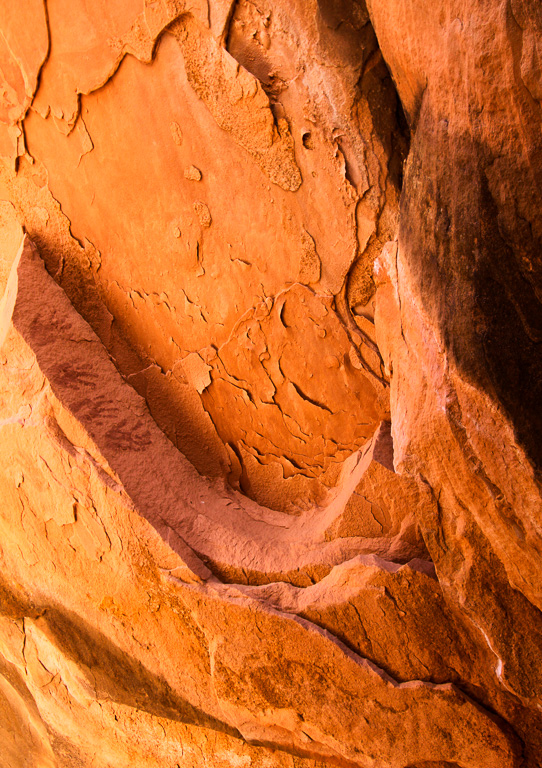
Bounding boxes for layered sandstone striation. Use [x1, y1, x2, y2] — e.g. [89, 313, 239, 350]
[0, 1, 541, 767]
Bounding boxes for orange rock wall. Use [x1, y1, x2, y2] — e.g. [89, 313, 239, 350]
[0, 1, 541, 767]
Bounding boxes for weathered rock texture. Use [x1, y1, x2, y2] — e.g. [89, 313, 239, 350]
[0, 1, 541, 766]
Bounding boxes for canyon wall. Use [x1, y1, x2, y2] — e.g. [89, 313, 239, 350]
[0, 1, 541, 766]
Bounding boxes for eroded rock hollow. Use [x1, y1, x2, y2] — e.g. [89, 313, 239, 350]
[0, 1, 541, 766]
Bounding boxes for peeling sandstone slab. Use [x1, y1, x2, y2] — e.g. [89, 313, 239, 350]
[1, 237, 422, 588]
[31, 0, 209, 128]
[19, 0, 404, 513]
[0, 0, 48, 164]
[0, 236, 522, 767]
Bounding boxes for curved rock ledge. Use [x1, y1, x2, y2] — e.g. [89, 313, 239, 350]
[0, 236, 524, 768]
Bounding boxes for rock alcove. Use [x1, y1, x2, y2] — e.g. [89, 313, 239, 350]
[0, 1, 541, 767]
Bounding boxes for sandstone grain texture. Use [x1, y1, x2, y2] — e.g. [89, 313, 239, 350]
[0, 1, 541, 767]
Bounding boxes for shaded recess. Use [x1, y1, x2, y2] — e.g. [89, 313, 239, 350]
[14, 0, 409, 515]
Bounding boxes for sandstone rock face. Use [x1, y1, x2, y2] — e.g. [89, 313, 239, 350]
[0, 2, 541, 767]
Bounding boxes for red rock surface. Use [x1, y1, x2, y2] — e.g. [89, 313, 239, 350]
[0, 1, 541, 767]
